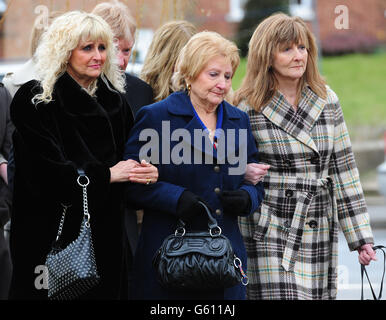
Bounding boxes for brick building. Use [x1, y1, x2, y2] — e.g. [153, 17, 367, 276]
[0, 0, 385, 60]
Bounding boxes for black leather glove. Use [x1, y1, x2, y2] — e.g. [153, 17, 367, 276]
[176, 190, 209, 224]
[219, 190, 251, 216]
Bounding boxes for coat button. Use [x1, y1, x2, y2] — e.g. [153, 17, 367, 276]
[214, 165, 220, 173]
[284, 159, 292, 167]
[284, 220, 291, 229]
[310, 156, 319, 165]
[215, 209, 221, 216]
[285, 190, 293, 197]
[307, 220, 318, 229]
[214, 187, 221, 194]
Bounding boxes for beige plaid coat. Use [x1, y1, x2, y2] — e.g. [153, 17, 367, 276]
[238, 86, 374, 300]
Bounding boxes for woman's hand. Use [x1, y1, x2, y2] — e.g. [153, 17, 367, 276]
[0, 162, 8, 184]
[357, 243, 377, 265]
[219, 190, 251, 216]
[128, 160, 159, 185]
[110, 159, 159, 184]
[244, 163, 270, 185]
[110, 159, 140, 183]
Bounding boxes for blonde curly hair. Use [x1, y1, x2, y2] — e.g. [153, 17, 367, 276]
[33, 11, 125, 105]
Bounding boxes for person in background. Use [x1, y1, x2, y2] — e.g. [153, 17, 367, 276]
[8, 11, 158, 300]
[124, 31, 265, 300]
[233, 12, 376, 300]
[3, 11, 63, 98]
[91, 2, 154, 296]
[140, 20, 197, 102]
[0, 83, 13, 299]
[2, 13, 64, 277]
[92, 0, 153, 116]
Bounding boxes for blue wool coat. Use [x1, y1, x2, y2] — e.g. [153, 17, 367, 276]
[124, 91, 264, 300]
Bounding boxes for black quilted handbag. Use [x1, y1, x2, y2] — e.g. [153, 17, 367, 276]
[152, 201, 249, 291]
[45, 172, 100, 300]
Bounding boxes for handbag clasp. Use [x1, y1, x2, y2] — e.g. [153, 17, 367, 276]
[175, 227, 186, 237]
[234, 256, 249, 286]
[209, 226, 222, 237]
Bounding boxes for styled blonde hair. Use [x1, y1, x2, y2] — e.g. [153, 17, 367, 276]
[172, 31, 240, 92]
[140, 20, 197, 102]
[233, 12, 326, 111]
[33, 11, 125, 105]
[91, 1, 136, 43]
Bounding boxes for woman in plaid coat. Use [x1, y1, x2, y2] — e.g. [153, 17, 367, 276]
[233, 13, 376, 300]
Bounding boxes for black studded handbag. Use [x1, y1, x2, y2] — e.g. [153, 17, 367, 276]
[45, 171, 100, 300]
[152, 201, 249, 291]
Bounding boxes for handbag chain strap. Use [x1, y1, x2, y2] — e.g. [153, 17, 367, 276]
[55, 204, 71, 241]
[55, 172, 91, 242]
[361, 245, 386, 300]
[78, 174, 91, 228]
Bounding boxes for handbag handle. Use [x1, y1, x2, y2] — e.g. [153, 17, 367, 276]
[176, 201, 220, 236]
[55, 170, 91, 242]
[361, 245, 386, 300]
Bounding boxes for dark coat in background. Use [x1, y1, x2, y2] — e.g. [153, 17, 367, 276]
[124, 73, 153, 117]
[0, 84, 13, 228]
[9, 73, 133, 299]
[0, 83, 13, 299]
[122, 72, 153, 296]
[122, 72, 153, 253]
[124, 91, 265, 300]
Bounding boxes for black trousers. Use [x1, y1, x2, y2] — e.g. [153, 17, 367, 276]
[0, 180, 12, 299]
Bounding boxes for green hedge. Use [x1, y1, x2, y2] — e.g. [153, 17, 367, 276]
[232, 52, 386, 128]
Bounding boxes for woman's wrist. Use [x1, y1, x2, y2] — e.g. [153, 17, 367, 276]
[0, 162, 8, 184]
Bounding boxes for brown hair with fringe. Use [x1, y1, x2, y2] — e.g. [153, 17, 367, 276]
[233, 12, 326, 111]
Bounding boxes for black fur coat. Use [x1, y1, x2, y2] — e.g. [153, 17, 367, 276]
[9, 72, 133, 299]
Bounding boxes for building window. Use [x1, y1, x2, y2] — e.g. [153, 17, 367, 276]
[289, 0, 315, 21]
[226, 0, 247, 22]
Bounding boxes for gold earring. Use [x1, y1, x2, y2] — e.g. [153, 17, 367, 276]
[186, 83, 191, 95]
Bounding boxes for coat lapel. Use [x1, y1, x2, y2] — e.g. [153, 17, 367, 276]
[262, 86, 326, 154]
[219, 103, 243, 163]
[166, 92, 242, 162]
[167, 92, 215, 160]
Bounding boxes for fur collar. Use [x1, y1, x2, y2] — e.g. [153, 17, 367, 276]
[53, 72, 123, 118]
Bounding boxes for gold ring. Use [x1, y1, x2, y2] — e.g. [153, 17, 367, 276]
[146, 179, 151, 185]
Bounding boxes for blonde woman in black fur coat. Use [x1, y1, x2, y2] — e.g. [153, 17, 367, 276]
[8, 11, 158, 300]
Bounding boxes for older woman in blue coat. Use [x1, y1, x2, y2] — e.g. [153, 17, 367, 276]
[124, 31, 264, 300]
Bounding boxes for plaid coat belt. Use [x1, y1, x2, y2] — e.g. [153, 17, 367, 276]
[263, 175, 336, 272]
